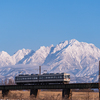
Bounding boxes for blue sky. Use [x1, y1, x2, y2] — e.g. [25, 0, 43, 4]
[0, 0, 100, 55]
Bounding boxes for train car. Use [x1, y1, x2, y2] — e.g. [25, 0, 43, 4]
[15, 74, 39, 85]
[15, 73, 70, 85]
[38, 73, 70, 84]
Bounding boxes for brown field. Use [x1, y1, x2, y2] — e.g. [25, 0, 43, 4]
[0, 90, 99, 100]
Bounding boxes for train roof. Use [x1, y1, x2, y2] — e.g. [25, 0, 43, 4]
[18, 74, 39, 76]
[42, 73, 70, 75]
[16, 73, 70, 77]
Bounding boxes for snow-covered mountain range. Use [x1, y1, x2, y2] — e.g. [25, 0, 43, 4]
[0, 39, 100, 83]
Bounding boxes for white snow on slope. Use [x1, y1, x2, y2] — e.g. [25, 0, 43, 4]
[12, 48, 32, 64]
[17, 45, 54, 66]
[0, 51, 14, 66]
[0, 39, 100, 83]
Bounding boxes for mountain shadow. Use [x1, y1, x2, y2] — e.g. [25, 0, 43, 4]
[42, 43, 70, 66]
[16, 50, 35, 64]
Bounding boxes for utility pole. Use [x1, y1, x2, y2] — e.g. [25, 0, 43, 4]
[39, 66, 41, 75]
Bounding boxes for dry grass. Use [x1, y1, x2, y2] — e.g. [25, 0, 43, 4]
[0, 90, 99, 100]
[72, 92, 99, 100]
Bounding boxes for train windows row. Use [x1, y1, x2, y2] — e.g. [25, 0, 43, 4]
[16, 77, 38, 80]
[16, 75, 64, 80]
[39, 76, 63, 79]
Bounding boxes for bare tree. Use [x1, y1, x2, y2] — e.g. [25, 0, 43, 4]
[4, 78, 8, 85]
[8, 79, 15, 85]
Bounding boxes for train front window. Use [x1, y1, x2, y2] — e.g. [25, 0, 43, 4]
[64, 75, 68, 79]
[64, 75, 70, 79]
[68, 75, 70, 79]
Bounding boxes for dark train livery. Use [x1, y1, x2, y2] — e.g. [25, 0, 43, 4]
[15, 73, 70, 85]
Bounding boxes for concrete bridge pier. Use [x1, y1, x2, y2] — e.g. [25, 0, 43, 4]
[30, 89, 40, 98]
[2, 89, 9, 97]
[62, 89, 72, 100]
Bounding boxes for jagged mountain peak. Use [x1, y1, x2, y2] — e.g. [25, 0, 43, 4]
[39, 45, 54, 51]
[69, 39, 78, 43]
[13, 48, 31, 55]
[51, 39, 79, 54]
[0, 51, 10, 56]
[22, 45, 54, 65]
[16, 45, 54, 65]
[0, 51, 13, 66]
[12, 48, 32, 64]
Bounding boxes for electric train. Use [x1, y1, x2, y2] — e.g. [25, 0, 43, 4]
[15, 73, 70, 85]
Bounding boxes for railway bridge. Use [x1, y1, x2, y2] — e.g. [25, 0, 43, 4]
[1, 61, 100, 100]
[0, 82, 99, 99]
